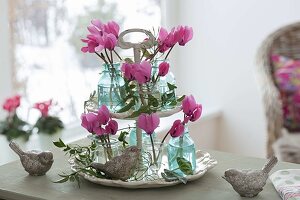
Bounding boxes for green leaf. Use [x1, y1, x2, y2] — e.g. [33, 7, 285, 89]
[161, 169, 188, 184]
[124, 58, 134, 64]
[141, 49, 151, 59]
[117, 99, 135, 113]
[167, 83, 177, 91]
[53, 176, 69, 183]
[177, 95, 186, 102]
[53, 138, 66, 148]
[127, 106, 149, 118]
[148, 94, 159, 107]
[177, 157, 193, 175]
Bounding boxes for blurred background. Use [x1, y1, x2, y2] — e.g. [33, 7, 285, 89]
[1, 0, 300, 165]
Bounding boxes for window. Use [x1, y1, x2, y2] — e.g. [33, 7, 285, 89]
[7, 0, 161, 124]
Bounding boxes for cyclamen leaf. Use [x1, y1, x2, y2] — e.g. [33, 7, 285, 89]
[177, 157, 193, 175]
[53, 138, 66, 148]
[117, 100, 135, 113]
[177, 95, 186, 102]
[161, 169, 187, 184]
[167, 83, 177, 90]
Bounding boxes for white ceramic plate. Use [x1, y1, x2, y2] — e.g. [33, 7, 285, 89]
[70, 150, 217, 189]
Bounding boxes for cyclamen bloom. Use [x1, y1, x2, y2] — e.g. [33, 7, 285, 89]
[158, 27, 177, 53]
[81, 20, 120, 53]
[121, 63, 137, 81]
[169, 120, 185, 137]
[158, 62, 170, 77]
[134, 61, 152, 84]
[175, 25, 193, 46]
[2, 95, 21, 113]
[137, 113, 160, 135]
[182, 95, 202, 122]
[33, 99, 53, 117]
[81, 105, 118, 136]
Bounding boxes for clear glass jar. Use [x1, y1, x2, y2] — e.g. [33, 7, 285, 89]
[153, 59, 176, 110]
[129, 126, 158, 146]
[167, 125, 196, 175]
[97, 63, 126, 112]
[143, 141, 165, 173]
[88, 135, 121, 164]
[137, 83, 161, 109]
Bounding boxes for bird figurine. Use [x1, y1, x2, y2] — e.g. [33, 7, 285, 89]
[9, 141, 54, 176]
[91, 146, 140, 181]
[222, 155, 278, 197]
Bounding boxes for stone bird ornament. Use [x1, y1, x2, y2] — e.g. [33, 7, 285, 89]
[9, 141, 54, 176]
[222, 156, 278, 197]
[91, 146, 140, 181]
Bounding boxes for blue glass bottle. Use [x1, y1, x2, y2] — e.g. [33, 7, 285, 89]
[97, 63, 125, 112]
[167, 125, 196, 175]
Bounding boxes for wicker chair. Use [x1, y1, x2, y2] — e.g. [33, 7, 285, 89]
[257, 21, 300, 161]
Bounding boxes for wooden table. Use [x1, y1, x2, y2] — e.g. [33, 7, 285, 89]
[0, 139, 299, 200]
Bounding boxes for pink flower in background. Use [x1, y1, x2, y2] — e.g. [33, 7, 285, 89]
[33, 99, 53, 117]
[137, 113, 160, 135]
[175, 26, 193, 46]
[96, 33, 118, 51]
[2, 95, 21, 113]
[81, 112, 99, 133]
[158, 62, 170, 76]
[134, 61, 152, 84]
[81, 35, 99, 53]
[169, 120, 185, 137]
[97, 105, 110, 125]
[105, 120, 118, 135]
[121, 63, 137, 81]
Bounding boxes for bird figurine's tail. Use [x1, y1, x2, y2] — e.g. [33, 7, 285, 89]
[262, 155, 278, 174]
[9, 141, 25, 157]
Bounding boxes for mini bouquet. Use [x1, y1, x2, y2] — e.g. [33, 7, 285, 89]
[54, 19, 202, 185]
[0, 95, 31, 141]
[33, 99, 64, 135]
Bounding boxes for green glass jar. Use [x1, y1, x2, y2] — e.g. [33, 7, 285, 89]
[167, 125, 196, 175]
[97, 63, 126, 112]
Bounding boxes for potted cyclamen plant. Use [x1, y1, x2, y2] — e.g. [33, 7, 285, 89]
[33, 100, 64, 150]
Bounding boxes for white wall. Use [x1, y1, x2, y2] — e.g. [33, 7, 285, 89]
[0, 0, 12, 118]
[164, 0, 300, 158]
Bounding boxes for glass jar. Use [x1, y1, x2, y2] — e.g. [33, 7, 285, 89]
[97, 63, 126, 112]
[167, 125, 196, 175]
[153, 59, 176, 110]
[129, 126, 158, 146]
[137, 83, 161, 109]
[143, 141, 165, 173]
[88, 135, 121, 164]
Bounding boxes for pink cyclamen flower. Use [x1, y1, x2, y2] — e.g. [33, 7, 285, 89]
[33, 99, 53, 117]
[121, 63, 137, 81]
[96, 33, 117, 51]
[97, 105, 110, 125]
[190, 104, 202, 122]
[175, 26, 193, 46]
[169, 120, 185, 137]
[81, 113, 99, 133]
[158, 62, 170, 77]
[137, 113, 160, 135]
[158, 27, 177, 53]
[103, 21, 120, 38]
[2, 95, 21, 113]
[134, 61, 152, 84]
[182, 95, 198, 116]
[105, 120, 118, 135]
[81, 35, 99, 53]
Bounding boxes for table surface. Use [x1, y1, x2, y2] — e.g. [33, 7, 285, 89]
[0, 139, 299, 200]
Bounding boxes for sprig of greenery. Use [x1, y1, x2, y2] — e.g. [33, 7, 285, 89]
[53, 139, 102, 187]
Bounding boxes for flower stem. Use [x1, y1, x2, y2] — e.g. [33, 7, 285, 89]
[113, 50, 122, 61]
[164, 45, 174, 60]
[150, 134, 157, 166]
